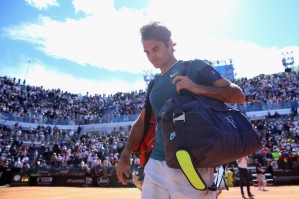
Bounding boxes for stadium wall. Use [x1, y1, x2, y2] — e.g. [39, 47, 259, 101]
[1, 107, 295, 134]
[2, 166, 298, 188]
[246, 108, 293, 120]
[0, 119, 132, 134]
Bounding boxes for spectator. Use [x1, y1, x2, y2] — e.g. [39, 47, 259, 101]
[265, 161, 274, 176]
[255, 159, 267, 191]
[237, 156, 254, 198]
[102, 157, 111, 176]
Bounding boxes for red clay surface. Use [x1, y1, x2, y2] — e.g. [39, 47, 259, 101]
[0, 185, 298, 199]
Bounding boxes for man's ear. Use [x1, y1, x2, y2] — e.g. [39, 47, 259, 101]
[168, 39, 176, 52]
[168, 39, 174, 47]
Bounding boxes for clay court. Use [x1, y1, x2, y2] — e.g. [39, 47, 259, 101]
[0, 185, 298, 199]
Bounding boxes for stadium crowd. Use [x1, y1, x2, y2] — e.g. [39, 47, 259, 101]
[0, 76, 146, 125]
[234, 71, 299, 112]
[1, 70, 299, 126]
[0, 69, 299, 176]
[0, 123, 128, 176]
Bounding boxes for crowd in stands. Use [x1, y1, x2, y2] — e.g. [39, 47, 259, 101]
[0, 76, 146, 125]
[234, 71, 299, 112]
[251, 116, 299, 171]
[0, 69, 299, 176]
[1, 70, 299, 126]
[0, 123, 129, 176]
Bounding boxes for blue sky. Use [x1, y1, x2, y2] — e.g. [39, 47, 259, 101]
[0, 0, 299, 95]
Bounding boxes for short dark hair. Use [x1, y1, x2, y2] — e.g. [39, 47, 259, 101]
[140, 21, 171, 46]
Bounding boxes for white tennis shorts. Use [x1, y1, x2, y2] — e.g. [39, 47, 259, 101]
[141, 158, 216, 199]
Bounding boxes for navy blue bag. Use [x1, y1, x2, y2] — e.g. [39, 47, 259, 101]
[159, 61, 262, 168]
[160, 94, 262, 168]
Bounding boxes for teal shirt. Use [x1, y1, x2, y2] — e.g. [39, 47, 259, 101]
[149, 59, 222, 161]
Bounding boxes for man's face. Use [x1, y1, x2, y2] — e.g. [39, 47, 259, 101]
[142, 39, 173, 71]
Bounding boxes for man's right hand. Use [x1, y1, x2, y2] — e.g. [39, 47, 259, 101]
[116, 152, 131, 185]
[116, 109, 146, 185]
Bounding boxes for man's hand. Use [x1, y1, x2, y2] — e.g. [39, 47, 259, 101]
[116, 152, 131, 185]
[173, 75, 197, 94]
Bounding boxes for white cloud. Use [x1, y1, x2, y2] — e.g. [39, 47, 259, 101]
[72, 0, 114, 14]
[25, 64, 145, 95]
[4, 2, 150, 72]
[3, 60, 146, 95]
[25, 0, 59, 10]
[3, 0, 299, 90]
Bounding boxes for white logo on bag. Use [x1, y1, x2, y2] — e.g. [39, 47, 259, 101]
[170, 72, 179, 78]
[170, 132, 176, 140]
[225, 116, 237, 128]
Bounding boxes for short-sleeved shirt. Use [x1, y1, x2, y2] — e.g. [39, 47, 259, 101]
[256, 162, 263, 174]
[149, 59, 222, 161]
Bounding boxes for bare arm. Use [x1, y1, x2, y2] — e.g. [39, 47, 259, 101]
[237, 156, 249, 165]
[116, 109, 146, 185]
[257, 165, 264, 173]
[173, 76, 245, 104]
[245, 156, 250, 164]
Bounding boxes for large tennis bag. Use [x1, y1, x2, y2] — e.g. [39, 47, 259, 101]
[159, 95, 262, 168]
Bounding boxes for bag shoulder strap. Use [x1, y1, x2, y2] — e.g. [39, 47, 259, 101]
[143, 79, 154, 137]
[178, 60, 194, 96]
[182, 60, 193, 76]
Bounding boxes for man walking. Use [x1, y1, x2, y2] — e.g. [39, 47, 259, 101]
[116, 21, 245, 199]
